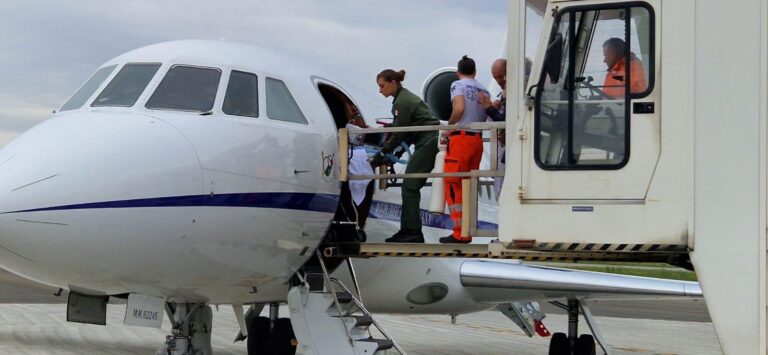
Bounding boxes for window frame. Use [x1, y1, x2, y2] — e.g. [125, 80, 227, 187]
[145, 64, 223, 113]
[533, 1, 655, 171]
[222, 70, 260, 119]
[91, 62, 162, 108]
[264, 76, 308, 125]
[60, 65, 118, 112]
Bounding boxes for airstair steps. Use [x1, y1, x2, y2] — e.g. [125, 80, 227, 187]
[348, 315, 374, 328]
[288, 253, 404, 354]
[329, 291, 361, 316]
[356, 338, 395, 351]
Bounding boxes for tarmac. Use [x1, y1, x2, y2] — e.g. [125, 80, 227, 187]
[0, 270, 721, 354]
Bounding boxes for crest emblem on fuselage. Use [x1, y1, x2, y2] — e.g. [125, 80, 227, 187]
[321, 151, 335, 183]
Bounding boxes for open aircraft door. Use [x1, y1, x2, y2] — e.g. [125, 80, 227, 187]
[499, 0, 691, 248]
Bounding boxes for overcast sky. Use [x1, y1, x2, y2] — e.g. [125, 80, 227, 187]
[0, 1, 518, 146]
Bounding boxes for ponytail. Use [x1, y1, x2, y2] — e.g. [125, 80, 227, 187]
[377, 69, 406, 83]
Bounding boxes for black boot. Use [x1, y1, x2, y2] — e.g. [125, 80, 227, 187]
[385, 229, 424, 243]
[439, 234, 471, 244]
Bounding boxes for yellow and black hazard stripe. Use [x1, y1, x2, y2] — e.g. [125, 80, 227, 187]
[324, 242, 689, 263]
[360, 251, 489, 258]
[531, 242, 688, 253]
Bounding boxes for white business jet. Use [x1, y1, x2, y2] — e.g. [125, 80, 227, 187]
[0, 40, 701, 355]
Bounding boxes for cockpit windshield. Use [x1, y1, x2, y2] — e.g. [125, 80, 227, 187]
[60, 65, 117, 111]
[91, 63, 161, 108]
[146, 65, 221, 112]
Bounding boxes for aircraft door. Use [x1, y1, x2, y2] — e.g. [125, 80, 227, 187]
[522, 1, 659, 201]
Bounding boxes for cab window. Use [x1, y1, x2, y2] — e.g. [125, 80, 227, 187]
[266, 77, 307, 124]
[146, 65, 221, 112]
[534, 4, 654, 170]
[60, 65, 117, 111]
[92, 63, 161, 107]
[223, 71, 259, 118]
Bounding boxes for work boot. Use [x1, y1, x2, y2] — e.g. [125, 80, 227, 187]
[385, 230, 424, 243]
[439, 234, 471, 244]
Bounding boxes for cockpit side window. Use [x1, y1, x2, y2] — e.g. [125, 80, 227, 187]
[60, 65, 117, 111]
[92, 63, 161, 108]
[146, 65, 222, 112]
[265, 77, 307, 124]
[223, 70, 259, 118]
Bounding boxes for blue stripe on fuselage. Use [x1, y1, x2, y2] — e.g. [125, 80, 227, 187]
[2, 192, 498, 230]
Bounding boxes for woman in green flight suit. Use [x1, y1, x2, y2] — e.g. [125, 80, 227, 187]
[371, 69, 439, 243]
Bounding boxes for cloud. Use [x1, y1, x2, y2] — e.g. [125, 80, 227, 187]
[0, 0, 507, 144]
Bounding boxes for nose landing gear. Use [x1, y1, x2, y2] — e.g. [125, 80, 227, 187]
[156, 303, 213, 355]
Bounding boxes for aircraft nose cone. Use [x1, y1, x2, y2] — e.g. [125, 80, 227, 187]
[0, 112, 203, 213]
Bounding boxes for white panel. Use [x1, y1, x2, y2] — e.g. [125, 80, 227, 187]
[690, 0, 766, 354]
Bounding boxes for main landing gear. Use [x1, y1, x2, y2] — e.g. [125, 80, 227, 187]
[246, 303, 297, 355]
[548, 298, 609, 355]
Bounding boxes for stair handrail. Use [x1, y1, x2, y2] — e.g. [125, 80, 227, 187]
[316, 250, 355, 347]
[329, 277, 407, 355]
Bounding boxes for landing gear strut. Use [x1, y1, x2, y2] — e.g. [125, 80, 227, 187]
[156, 303, 213, 355]
[548, 298, 598, 355]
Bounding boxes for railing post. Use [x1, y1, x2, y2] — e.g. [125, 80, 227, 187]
[469, 174, 479, 237]
[490, 128, 498, 173]
[338, 128, 349, 182]
[461, 179, 471, 238]
[378, 165, 388, 190]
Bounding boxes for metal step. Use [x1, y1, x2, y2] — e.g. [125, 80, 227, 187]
[349, 315, 373, 328]
[356, 338, 394, 352]
[335, 292, 354, 304]
[325, 291, 360, 316]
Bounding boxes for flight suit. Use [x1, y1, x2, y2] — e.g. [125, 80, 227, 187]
[372, 87, 439, 234]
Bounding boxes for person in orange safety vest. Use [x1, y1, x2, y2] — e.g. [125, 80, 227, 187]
[439, 55, 489, 244]
[602, 37, 647, 98]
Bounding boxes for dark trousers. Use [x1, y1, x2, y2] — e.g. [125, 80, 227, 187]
[401, 135, 439, 231]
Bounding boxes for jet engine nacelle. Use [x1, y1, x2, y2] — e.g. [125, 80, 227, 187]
[421, 67, 456, 121]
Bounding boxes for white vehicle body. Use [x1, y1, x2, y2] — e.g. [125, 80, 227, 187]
[504, 0, 767, 353]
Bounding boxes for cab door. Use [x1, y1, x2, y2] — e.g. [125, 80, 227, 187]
[521, 1, 659, 201]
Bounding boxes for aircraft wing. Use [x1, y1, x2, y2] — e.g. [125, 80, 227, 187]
[459, 260, 702, 304]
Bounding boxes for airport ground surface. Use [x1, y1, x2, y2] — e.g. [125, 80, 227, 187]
[0, 270, 721, 354]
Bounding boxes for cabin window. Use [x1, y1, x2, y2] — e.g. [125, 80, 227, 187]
[265, 77, 307, 124]
[92, 63, 161, 107]
[61, 65, 117, 111]
[146, 65, 221, 112]
[222, 71, 259, 118]
[534, 3, 654, 170]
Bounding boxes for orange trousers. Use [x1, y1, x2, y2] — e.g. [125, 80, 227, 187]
[444, 132, 483, 240]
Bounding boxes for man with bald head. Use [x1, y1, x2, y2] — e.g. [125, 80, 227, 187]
[478, 59, 508, 200]
[480, 59, 507, 122]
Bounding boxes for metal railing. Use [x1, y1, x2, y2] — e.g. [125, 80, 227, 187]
[329, 277, 407, 354]
[338, 121, 505, 238]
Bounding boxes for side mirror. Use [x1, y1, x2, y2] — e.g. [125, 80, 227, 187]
[544, 33, 564, 83]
